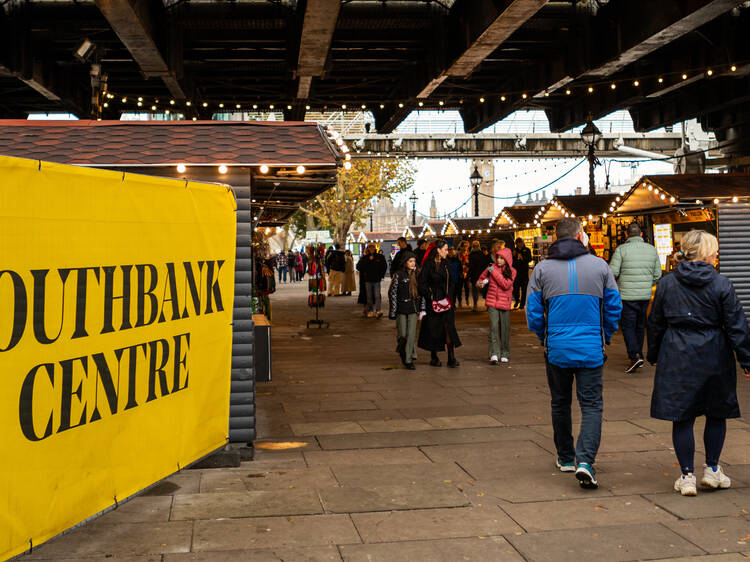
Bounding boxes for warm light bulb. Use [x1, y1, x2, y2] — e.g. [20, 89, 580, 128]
[714, 198, 719, 204]
[138, 97, 143, 102]
[237, 104, 242, 109]
[344, 161, 352, 170]
[287, 105, 292, 110]
[438, 101, 444, 106]
[342, 104, 347, 109]
[501, 95, 507, 101]
[707, 69, 713, 76]
[219, 103, 224, 108]
[269, 104, 275, 109]
[380, 104, 385, 109]
[610, 83, 616, 89]
[647, 185, 653, 191]
[170, 100, 175, 105]
[121, 97, 127, 103]
[305, 105, 311, 110]
[418, 101, 424, 107]
[731, 65, 737, 72]
[670, 197, 675, 203]
[565, 89, 571, 95]
[259, 165, 269, 174]
[633, 80, 639, 87]
[658, 77, 664, 83]
[202, 102, 208, 107]
[186, 101, 192, 106]
[398, 103, 404, 108]
[479, 97, 485, 103]
[253, 104, 258, 109]
[177, 163, 186, 173]
[103, 102, 108, 108]
[682, 73, 688, 80]
[296, 165, 305, 174]
[151, 105, 156, 110]
[137, 101, 142, 107]
[733, 196, 739, 203]
[588, 86, 594, 93]
[522, 93, 528, 99]
[218, 165, 228, 175]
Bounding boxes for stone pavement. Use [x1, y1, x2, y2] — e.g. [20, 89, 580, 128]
[21, 281, 750, 561]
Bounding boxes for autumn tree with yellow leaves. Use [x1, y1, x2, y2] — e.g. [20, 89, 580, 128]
[300, 159, 415, 245]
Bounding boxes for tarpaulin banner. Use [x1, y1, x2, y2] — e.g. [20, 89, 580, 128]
[0, 155, 236, 560]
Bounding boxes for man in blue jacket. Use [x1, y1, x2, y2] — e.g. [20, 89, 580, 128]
[527, 217, 622, 489]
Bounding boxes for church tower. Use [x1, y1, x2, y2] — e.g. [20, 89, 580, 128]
[471, 159, 494, 217]
[430, 195, 438, 220]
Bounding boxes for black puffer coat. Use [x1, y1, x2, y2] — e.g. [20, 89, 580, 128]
[388, 269, 424, 318]
[418, 258, 462, 351]
[647, 261, 750, 421]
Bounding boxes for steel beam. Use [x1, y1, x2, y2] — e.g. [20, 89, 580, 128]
[295, 0, 341, 99]
[95, 0, 186, 99]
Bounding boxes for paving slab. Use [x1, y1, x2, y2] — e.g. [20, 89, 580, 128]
[331, 462, 471, 487]
[396, 405, 502, 418]
[421, 441, 552, 479]
[171, 490, 323, 520]
[339, 536, 524, 561]
[507, 522, 704, 562]
[30, 557, 161, 562]
[502, 495, 676, 532]
[425, 414, 505, 429]
[357, 419, 433, 432]
[317, 427, 539, 450]
[320, 482, 469, 513]
[235, 451, 308, 470]
[351, 506, 522, 543]
[198, 470, 247, 493]
[646, 554, 749, 562]
[241, 468, 339, 492]
[141, 471, 201, 496]
[192, 514, 361, 551]
[302, 409, 406, 423]
[290, 422, 365, 436]
[466, 470, 613, 503]
[23, 521, 193, 559]
[664, 516, 750, 553]
[303, 447, 430, 467]
[645, 490, 750, 520]
[92, 496, 173, 523]
[164, 546, 342, 561]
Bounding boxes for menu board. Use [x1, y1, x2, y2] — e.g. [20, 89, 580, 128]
[653, 223, 673, 269]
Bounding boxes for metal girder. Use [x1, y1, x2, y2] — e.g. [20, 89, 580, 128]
[372, 104, 412, 134]
[417, 0, 548, 99]
[95, 0, 186, 99]
[295, 0, 341, 99]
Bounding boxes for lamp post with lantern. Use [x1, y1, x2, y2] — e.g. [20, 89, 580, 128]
[470, 166, 482, 217]
[409, 191, 418, 225]
[580, 116, 602, 196]
[367, 206, 374, 232]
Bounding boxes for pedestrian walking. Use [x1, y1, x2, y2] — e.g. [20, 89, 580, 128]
[390, 237, 412, 276]
[275, 252, 288, 283]
[388, 250, 423, 370]
[343, 250, 356, 295]
[609, 222, 662, 373]
[414, 239, 428, 267]
[456, 241, 470, 308]
[467, 240, 487, 311]
[513, 238, 532, 309]
[357, 243, 387, 317]
[325, 244, 346, 296]
[294, 251, 305, 282]
[647, 230, 750, 496]
[527, 217, 622, 489]
[478, 247, 516, 364]
[447, 247, 462, 303]
[287, 250, 296, 282]
[418, 239, 462, 367]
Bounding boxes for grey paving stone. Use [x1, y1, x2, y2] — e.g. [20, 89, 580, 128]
[339, 536, 524, 561]
[302, 409, 406, 423]
[199, 471, 247, 493]
[422, 441, 551, 479]
[350, 506, 522, 542]
[285, 392, 382, 402]
[141, 471, 201, 496]
[664, 516, 750, 553]
[318, 427, 538, 450]
[192, 514, 361, 551]
[93, 496, 173, 523]
[502, 495, 676, 532]
[507, 522, 704, 562]
[425, 414, 505, 429]
[645, 490, 750, 520]
[236, 451, 308, 470]
[331, 462, 470, 487]
[164, 546, 342, 561]
[466, 470, 614, 503]
[290, 422, 365, 436]
[242, 468, 339, 492]
[30, 557, 161, 562]
[358, 419, 433, 432]
[170, 490, 323, 520]
[303, 447, 430, 467]
[647, 554, 749, 562]
[320, 482, 469, 513]
[23, 521, 193, 559]
[397, 405, 502, 418]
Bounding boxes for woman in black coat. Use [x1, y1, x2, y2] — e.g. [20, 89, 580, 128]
[418, 239, 462, 367]
[648, 230, 750, 496]
[467, 241, 489, 311]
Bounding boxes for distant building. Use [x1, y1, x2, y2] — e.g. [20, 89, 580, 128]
[471, 158, 495, 217]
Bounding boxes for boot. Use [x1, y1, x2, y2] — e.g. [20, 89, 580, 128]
[429, 351, 442, 367]
[447, 346, 459, 368]
[396, 337, 407, 365]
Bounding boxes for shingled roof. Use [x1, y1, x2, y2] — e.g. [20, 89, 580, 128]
[0, 120, 340, 166]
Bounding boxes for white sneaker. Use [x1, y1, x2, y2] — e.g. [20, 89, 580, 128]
[500, 357, 509, 363]
[701, 464, 731, 489]
[674, 473, 697, 496]
[489, 355, 498, 365]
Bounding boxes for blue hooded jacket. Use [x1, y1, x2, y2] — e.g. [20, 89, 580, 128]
[526, 238, 622, 368]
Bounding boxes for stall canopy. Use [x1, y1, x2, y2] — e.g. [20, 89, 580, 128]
[0, 120, 344, 226]
[421, 221, 446, 238]
[442, 217, 494, 236]
[492, 204, 545, 230]
[402, 224, 422, 240]
[539, 194, 620, 223]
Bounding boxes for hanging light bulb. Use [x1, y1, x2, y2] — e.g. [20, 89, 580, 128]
[707, 69, 713, 76]
[202, 102, 208, 107]
[731, 65, 737, 72]
[218, 103, 224, 108]
[305, 105, 311, 110]
[151, 105, 156, 110]
[682, 73, 688, 80]
[714, 198, 720, 204]
[380, 104, 385, 109]
[344, 161, 352, 170]
[176, 163, 187, 173]
[418, 101, 424, 107]
[522, 93, 528, 99]
[218, 164, 228, 174]
[253, 104, 258, 109]
[501, 95, 507, 101]
[170, 100, 175, 105]
[479, 97, 485, 103]
[438, 101, 444, 106]
[121, 97, 127, 103]
[287, 105, 292, 110]
[610, 83, 616, 89]
[398, 102, 404, 108]
[138, 97, 143, 102]
[296, 165, 305, 174]
[341, 104, 347, 109]
[587, 86, 594, 93]
[237, 104, 242, 109]
[633, 80, 639, 87]
[565, 89, 571, 95]
[269, 104, 275, 109]
[658, 77, 664, 83]
[259, 165, 269, 174]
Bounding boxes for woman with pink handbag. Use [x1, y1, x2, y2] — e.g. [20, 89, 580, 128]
[417, 239, 462, 367]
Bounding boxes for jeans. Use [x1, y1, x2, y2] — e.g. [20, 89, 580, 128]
[487, 307, 510, 358]
[513, 275, 528, 308]
[621, 300, 649, 360]
[545, 362, 603, 465]
[365, 281, 381, 312]
[673, 417, 727, 474]
[396, 313, 418, 361]
[278, 266, 287, 283]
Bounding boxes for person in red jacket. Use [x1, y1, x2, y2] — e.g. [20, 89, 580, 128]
[477, 247, 516, 364]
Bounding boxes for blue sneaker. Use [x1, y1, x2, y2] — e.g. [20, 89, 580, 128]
[556, 459, 576, 473]
[575, 463, 598, 489]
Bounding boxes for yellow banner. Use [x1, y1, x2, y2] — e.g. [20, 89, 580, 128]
[0, 155, 236, 560]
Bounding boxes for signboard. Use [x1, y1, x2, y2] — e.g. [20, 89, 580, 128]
[653, 223, 674, 269]
[0, 156, 236, 560]
[305, 230, 333, 243]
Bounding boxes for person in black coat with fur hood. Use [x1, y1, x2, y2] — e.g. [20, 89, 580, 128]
[648, 230, 750, 496]
[388, 250, 423, 370]
[418, 239, 462, 367]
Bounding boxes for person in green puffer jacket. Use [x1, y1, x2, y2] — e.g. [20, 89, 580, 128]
[609, 223, 662, 374]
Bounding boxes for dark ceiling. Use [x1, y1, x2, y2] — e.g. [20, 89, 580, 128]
[2, 0, 750, 152]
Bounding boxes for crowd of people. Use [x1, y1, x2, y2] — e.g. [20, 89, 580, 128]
[267, 221, 750, 497]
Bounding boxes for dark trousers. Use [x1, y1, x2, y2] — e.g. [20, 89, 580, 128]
[673, 417, 727, 474]
[513, 275, 528, 308]
[545, 362, 603, 465]
[621, 300, 649, 360]
[278, 266, 287, 283]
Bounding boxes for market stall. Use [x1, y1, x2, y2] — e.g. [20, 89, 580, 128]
[613, 174, 750, 311]
[440, 217, 504, 248]
[420, 220, 446, 239]
[402, 224, 422, 242]
[491, 204, 546, 261]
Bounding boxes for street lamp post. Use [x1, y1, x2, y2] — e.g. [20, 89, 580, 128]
[367, 206, 374, 232]
[470, 166, 482, 217]
[409, 191, 418, 225]
[580, 117, 602, 196]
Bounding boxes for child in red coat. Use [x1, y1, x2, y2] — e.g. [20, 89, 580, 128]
[477, 247, 516, 364]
